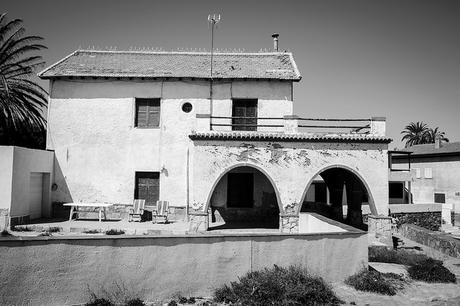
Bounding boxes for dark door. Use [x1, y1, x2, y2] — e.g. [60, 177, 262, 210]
[232, 99, 257, 131]
[227, 173, 254, 207]
[135, 172, 159, 205]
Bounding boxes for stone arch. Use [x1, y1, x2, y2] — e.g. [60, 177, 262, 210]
[204, 162, 283, 214]
[298, 164, 377, 220]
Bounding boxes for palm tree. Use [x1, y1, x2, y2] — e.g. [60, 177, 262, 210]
[401, 122, 429, 147]
[0, 13, 47, 148]
[424, 127, 449, 144]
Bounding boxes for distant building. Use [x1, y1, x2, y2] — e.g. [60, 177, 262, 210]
[391, 140, 460, 207]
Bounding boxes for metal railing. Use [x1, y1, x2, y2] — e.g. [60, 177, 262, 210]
[209, 116, 372, 134]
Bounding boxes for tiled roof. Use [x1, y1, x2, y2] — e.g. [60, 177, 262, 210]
[400, 142, 460, 156]
[189, 131, 392, 143]
[39, 50, 301, 81]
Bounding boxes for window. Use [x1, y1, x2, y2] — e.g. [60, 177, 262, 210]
[424, 168, 433, 179]
[434, 193, 446, 203]
[232, 99, 257, 131]
[134, 172, 159, 205]
[135, 98, 160, 128]
[182, 102, 193, 113]
[227, 173, 254, 207]
[414, 168, 421, 179]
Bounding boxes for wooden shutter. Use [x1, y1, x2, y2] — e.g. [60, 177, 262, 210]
[232, 99, 257, 131]
[136, 98, 160, 127]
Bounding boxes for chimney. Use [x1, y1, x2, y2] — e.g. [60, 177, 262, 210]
[435, 135, 442, 149]
[272, 33, 279, 51]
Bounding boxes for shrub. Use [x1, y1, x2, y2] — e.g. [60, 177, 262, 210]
[84, 229, 101, 234]
[345, 269, 399, 295]
[1, 229, 11, 236]
[86, 281, 143, 305]
[125, 298, 146, 306]
[391, 212, 441, 231]
[369, 246, 429, 266]
[105, 229, 125, 235]
[11, 225, 33, 232]
[408, 258, 456, 283]
[213, 265, 342, 305]
[48, 226, 61, 233]
[85, 298, 113, 306]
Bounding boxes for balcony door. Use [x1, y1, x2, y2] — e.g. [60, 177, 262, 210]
[232, 99, 257, 131]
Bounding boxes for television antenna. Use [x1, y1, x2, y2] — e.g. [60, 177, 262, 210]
[208, 14, 220, 131]
[208, 14, 221, 79]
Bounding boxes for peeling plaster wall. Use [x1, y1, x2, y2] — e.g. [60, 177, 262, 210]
[48, 79, 292, 206]
[191, 141, 389, 215]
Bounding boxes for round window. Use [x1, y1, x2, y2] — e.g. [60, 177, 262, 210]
[182, 102, 193, 113]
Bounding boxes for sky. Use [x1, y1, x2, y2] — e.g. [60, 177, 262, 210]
[3, 0, 460, 148]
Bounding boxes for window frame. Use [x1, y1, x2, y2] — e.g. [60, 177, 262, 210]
[134, 171, 160, 206]
[134, 98, 161, 128]
[232, 98, 258, 131]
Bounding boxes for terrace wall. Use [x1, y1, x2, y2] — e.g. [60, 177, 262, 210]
[0, 231, 367, 305]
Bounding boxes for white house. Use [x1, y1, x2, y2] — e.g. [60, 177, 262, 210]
[39, 45, 391, 232]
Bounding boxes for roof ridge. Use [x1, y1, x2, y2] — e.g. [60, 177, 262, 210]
[74, 49, 292, 56]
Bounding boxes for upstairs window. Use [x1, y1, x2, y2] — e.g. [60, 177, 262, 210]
[135, 98, 160, 128]
[232, 99, 257, 131]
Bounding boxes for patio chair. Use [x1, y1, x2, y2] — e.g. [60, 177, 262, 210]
[153, 200, 169, 224]
[128, 199, 145, 222]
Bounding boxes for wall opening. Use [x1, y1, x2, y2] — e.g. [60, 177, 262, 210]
[209, 166, 279, 230]
[300, 167, 372, 231]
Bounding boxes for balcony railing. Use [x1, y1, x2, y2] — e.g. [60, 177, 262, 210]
[195, 115, 386, 136]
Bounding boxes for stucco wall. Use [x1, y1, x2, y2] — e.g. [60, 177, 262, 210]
[48, 79, 293, 206]
[0, 147, 14, 210]
[190, 140, 389, 216]
[0, 146, 54, 220]
[0, 232, 367, 305]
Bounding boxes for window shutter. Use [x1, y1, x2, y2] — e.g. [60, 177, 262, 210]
[136, 98, 160, 128]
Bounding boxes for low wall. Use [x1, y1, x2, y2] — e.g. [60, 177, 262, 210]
[399, 224, 460, 258]
[0, 231, 367, 305]
[389, 203, 442, 214]
[299, 213, 348, 233]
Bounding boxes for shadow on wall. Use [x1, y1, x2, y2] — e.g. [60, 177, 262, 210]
[51, 157, 73, 218]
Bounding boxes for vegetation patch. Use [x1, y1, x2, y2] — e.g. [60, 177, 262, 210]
[369, 246, 429, 266]
[84, 229, 102, 234]
[391, 212, 441, 231]
[408, 258, 456, 283]
[105, 229, 125, 235]
[213, 265, 342, 305]
[86, 281, 144, 306]
[345, 269, 402, 295]
[11, 225, 34, 232]
[1, 229, 11, 236]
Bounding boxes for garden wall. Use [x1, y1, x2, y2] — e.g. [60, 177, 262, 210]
[0, 231, 367, 305]
[399, 224, 460, 258]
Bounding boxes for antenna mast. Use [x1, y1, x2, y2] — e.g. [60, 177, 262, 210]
[208, 14, 220, 131]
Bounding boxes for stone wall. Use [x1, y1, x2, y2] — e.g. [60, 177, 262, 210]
[399, 224, 460, 258]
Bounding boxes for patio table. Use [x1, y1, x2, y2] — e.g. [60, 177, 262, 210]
[63, 202, 113, 222]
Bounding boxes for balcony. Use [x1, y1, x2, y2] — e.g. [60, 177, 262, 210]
[192, 114, 390, 142]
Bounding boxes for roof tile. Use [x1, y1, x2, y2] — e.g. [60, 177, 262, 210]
[39, 50, 301, 81]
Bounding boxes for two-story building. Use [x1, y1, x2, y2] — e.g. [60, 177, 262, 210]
[39, 47, 391, 232]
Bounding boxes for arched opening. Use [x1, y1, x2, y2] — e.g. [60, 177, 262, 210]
[300, 167, 373, 231]
[208, 166, 280, 230]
